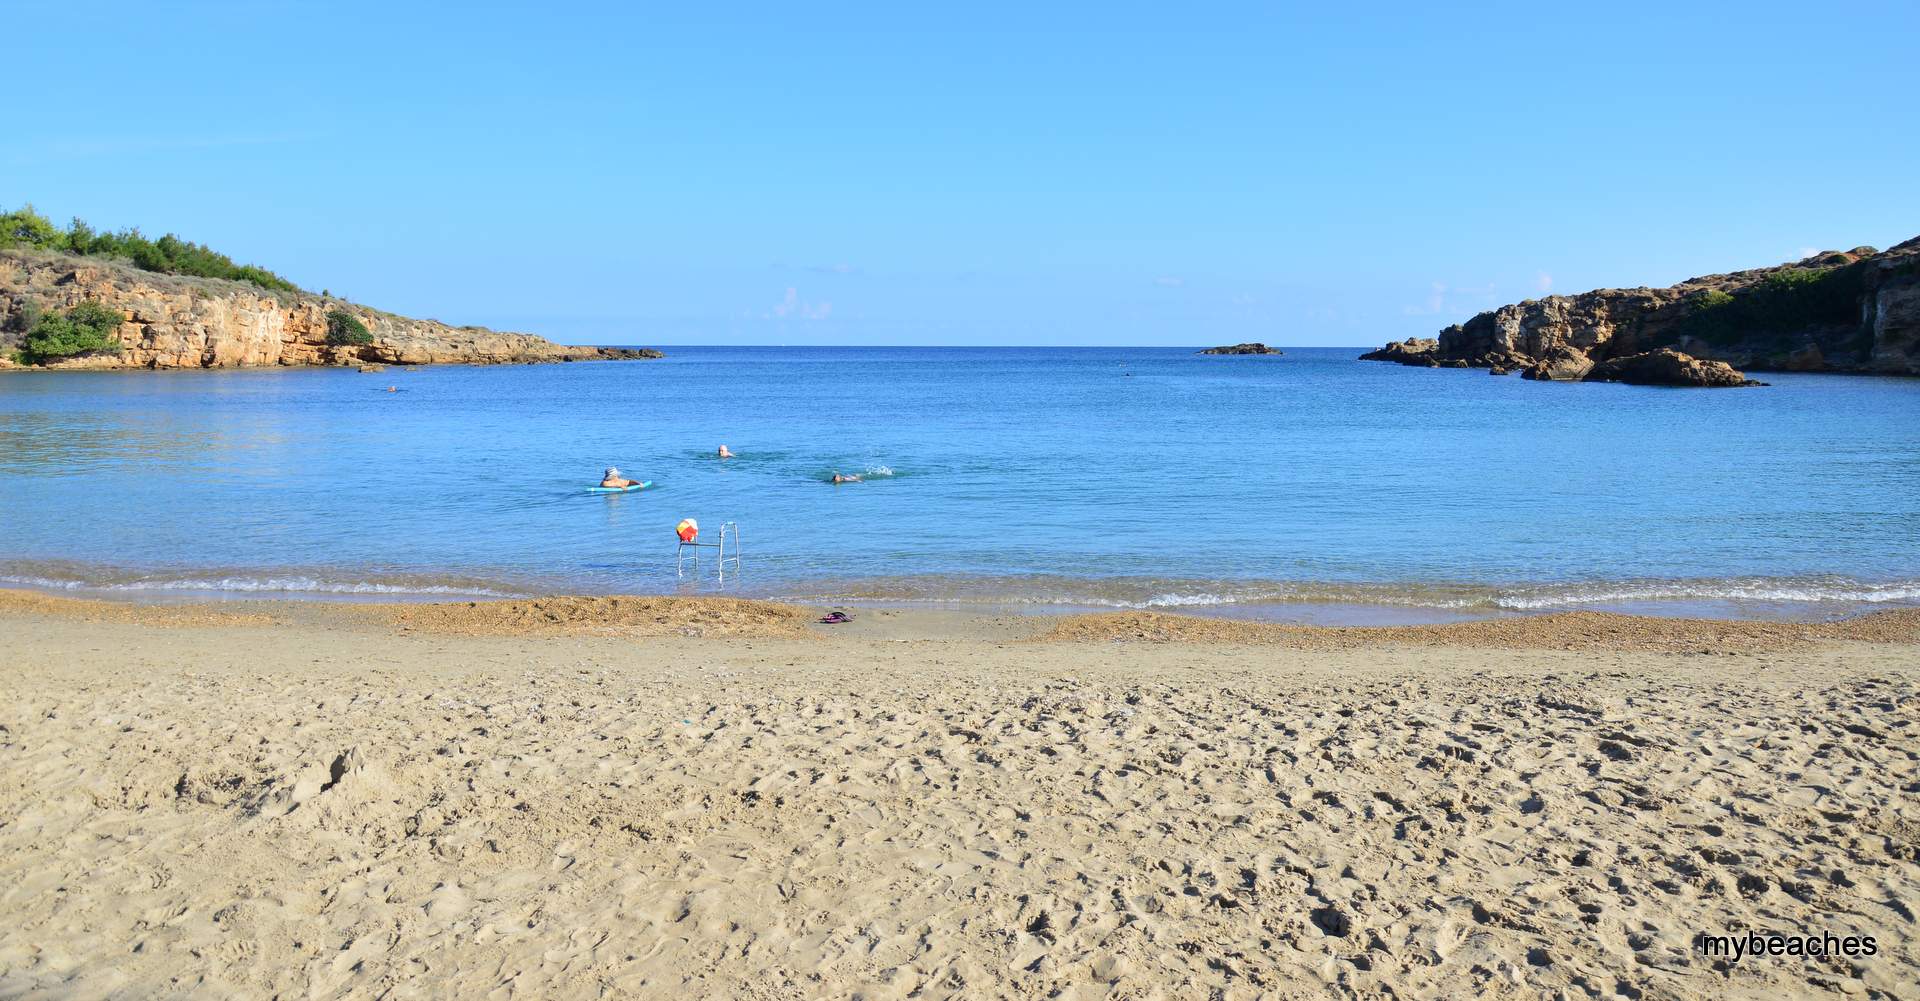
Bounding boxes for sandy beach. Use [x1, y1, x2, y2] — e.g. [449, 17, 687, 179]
[1, 590, 1915, 1000]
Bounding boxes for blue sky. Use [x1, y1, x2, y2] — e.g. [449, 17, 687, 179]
[7, 1, 1916, 346]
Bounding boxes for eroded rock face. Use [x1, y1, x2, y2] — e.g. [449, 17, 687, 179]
[1871, 250, 1920, 373]
[1360, 237, 1920, 380]
[0, 251, 662, 370]
[1520, 346, 1596, 382]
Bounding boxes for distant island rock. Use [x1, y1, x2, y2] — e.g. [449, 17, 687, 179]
[1198, 342, 1282, 355]
[1360, 236, 1920, 385]
[1, 249, 661, 370]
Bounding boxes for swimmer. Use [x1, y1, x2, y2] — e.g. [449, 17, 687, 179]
[600, 466, 641, 488]
[717, 445, 735, 458]
[386, 386, 398, 392]
[831, 472, 861, 484]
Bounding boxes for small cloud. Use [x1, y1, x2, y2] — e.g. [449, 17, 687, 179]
[772, 287, 800, 318]
[1796, 246, 1820, 261]
[1403, 280, 1450, 316]
[1153, 276, 1185, 288]
[1403, 280, 1496, 316]
[1534, 271, 1553, 293]
[768, 286, 832, 321]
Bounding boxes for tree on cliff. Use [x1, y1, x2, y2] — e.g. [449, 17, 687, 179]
[325, 310, 373, 346]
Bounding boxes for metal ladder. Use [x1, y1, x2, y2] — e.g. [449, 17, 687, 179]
[676, 521, 742, 584]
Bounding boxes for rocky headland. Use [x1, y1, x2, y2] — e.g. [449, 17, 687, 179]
[0, 249, 660, 370]
[1198, 342, 1283, 355]
[1361, 237, 1920, 385]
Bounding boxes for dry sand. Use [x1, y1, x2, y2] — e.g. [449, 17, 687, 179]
[0, 590, 1915, 999]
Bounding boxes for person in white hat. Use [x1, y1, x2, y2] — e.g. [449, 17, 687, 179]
[600, 466, 641, 489]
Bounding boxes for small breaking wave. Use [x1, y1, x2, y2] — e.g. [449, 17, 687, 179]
[777, 573, 1920, 617]
[783, 576, 1485, 610]
[5, 561, 1917, 620]
[0, 565, 519, 600]
[1488, 577, 1920, 610]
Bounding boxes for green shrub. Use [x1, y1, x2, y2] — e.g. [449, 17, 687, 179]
[1669, 266, 1861, 348]
[1762, 268, 1831, 291]
[18, 300, 126, 363]
[326, 309, 373, 346]
[0, 203, 300, 293]
[1690, 289, 1734, 311]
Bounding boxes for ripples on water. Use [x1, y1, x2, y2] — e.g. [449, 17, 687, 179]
[1, 347, 1917, 621]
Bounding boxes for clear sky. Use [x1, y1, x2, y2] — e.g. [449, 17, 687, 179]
[7, 1, 1917, 346]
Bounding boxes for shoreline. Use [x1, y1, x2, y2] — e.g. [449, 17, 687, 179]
[8, 552, 1920, 628]
[5, 569, 1920, 628]
[7, 586, 1920, 653]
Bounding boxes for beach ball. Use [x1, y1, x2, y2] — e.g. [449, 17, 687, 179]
[676, 518, 699, 542]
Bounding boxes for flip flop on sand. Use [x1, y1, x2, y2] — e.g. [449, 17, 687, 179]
[818, 611, 853, 624]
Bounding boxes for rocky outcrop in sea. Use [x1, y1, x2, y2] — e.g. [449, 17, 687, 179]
[1361, 237, 1920, 385]
[1582, 348, 1763, 387]
[1198, 342, 1282, 355]
[0, 250, 661, 370]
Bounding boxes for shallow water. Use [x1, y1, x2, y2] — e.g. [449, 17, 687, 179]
[2, 346, 1917, 620]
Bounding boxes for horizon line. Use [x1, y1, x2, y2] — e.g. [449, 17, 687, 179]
[591, 343, 1376, 350]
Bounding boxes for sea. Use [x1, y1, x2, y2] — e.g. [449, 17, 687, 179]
[2, 346, 1917, 623]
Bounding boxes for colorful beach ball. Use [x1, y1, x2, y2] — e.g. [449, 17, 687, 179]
[676, 518, 699, 542]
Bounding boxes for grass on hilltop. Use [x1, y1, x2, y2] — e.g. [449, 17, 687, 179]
[0, 204, 300, 293]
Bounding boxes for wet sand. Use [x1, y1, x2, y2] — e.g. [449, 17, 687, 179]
[0, 590, 1915, 999]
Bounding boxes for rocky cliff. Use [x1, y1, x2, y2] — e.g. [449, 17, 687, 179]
[1361, 237, 1920, 380]
[0, 249, 660, 370]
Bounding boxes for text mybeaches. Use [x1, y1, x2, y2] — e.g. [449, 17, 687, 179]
[1697, 931, 1877, 962]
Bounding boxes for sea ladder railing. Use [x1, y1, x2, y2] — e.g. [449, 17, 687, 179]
[675, 521, 742, 584]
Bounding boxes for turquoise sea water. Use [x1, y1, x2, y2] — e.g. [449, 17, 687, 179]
[2, 346, 1917, 621]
